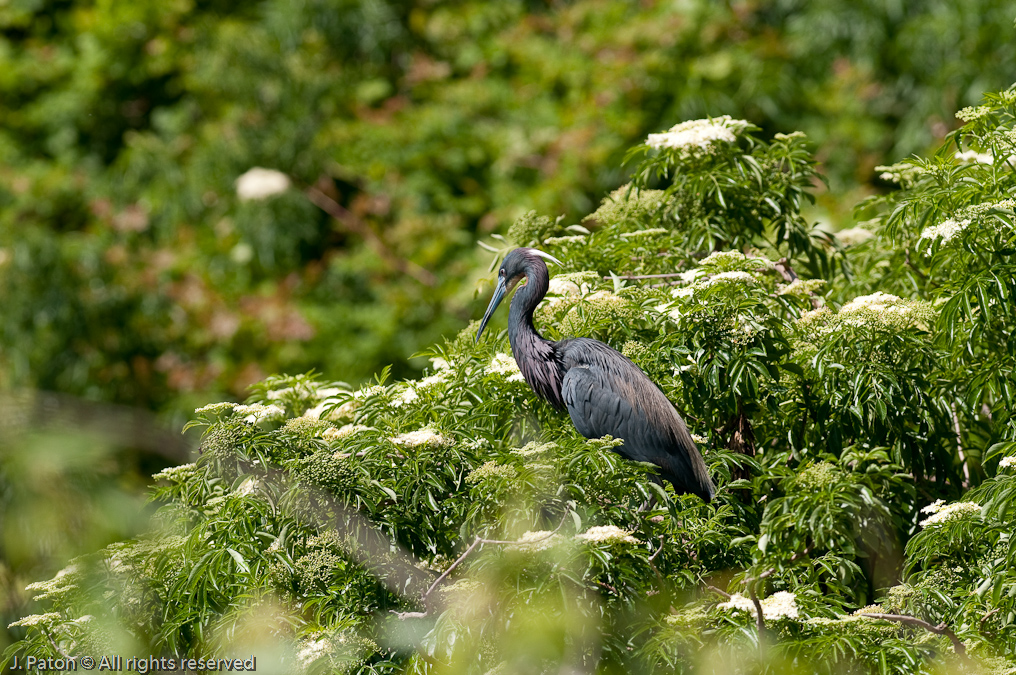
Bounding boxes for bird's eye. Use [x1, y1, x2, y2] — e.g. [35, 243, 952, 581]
[499, 269, 506, 278]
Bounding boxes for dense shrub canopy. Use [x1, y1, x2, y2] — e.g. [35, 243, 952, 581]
[7, 89, 1016, 673]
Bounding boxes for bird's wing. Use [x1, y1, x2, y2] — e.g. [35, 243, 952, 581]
[559, 340, 714, 500]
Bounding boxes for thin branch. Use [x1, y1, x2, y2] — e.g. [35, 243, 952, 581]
[980, 607, 1000, 626]
[306, 184, 436, 286]
[41, 628, 71, 660]
[857, 613, 967, 657]
[749, 587, 766, 650]
[603, 272, 688, 281]
[419, 508, 572, 609]
[705, 585, 731, 600]
[951, 403, 970, 489]
[422, 537, 481, 606]
[596, 581, 620, 595]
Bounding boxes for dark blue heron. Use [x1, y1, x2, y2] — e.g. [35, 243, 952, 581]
[476, 247, 715, 502]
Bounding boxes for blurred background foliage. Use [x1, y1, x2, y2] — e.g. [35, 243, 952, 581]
[2, 0, 1016, 663]
[1, 0, 1015, 416]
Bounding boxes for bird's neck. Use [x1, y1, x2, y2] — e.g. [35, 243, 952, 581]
[507, 269, 549, 353]
[507, 267, 565, 409]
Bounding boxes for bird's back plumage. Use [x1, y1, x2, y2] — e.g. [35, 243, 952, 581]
[557, 338, 715, 502]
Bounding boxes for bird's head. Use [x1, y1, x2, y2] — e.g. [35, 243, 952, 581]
[476, 248, 562, 342]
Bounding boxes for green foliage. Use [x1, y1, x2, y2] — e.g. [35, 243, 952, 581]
[10, 90, 1016, 672]
[2, 0, 1015, 415]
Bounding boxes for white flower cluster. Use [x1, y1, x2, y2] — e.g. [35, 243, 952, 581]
[512, 441, 557, 458]
[778, 278, 826, 298]
[510, 530, 562, 552]
[699, 250, 770, 271]
[231, 403, 285, 423]
[25, 564, 79, 601]
[837, 292, 932, 331]
[834, 227, 874, 247]
[955, 150, 994, 165]
[919, 499, 981, 527]
[8, 612, 63, 629]
[956, 106, 990, 122]
[919, 218, 971, 245]
[718, 590, 799, 619]
[646, 116, 751, 158]
[487, 353, 526, 382]
[619, 228, 669, 239]
[195, 402, 237, 415]
[544, 235, 587, 246]
[235, 167, 290, 201]
[465, 460, 518, 485]
[324, 424, 370, 441]
[296, 636, 332, 666]
[575, 525, 638, 546]
[706, 270, 756, 286]
[691, 433, 708, 444]
[354, 385, 386, 399]
[999, 456, 1016, 470]
[876, 162, 925, 187]
[390, 428, 453, 449]
[391, 385, 418, 408]
[153, 463, 197, 482]
[548, 277, 583, 296]
[417, 368, 453, 391]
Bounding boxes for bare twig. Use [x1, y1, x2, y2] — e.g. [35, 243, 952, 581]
[419, 508, 572, 610]
[596, 581, 620, 595]
[422, 537, 481, 606]
[749, 587, 766, 650]
[857, 613, 967, 657]
[705, 585, 731, 600]
[980, 607, 1000, 626]
[603, 272, 688, 281]
[40, 628, 71, 660]
[306, 184, 436, 286]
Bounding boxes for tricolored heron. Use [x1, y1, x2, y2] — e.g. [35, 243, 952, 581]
[476, 248, 715, 502]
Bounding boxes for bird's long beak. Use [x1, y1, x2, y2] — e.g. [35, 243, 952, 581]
[476, 276, 508, 342]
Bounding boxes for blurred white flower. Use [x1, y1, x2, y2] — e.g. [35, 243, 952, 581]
[718, 591, 798, 620]
[999, 456, 1016, 470]
[510, 530, 562, 552]
[8, 612, 63, 629]
[233, 403, 285, 423]
[834, 227, 874, 247]
[430, 356, 452, 371]
[391, 428, 452, 449]
[235, 167, 290, 201]
[575, 525, 638, 546]
[391, 386, 418, 408]
[297, 636, 332, 666]
[195, 402, 236, 414]
[954, 150, 993, 165]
